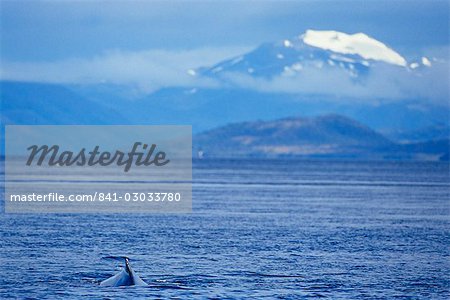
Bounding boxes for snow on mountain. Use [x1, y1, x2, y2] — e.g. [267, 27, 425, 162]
[198, 29, 416, 80]
[301, 30, 407, 66]
[421, 56, 432, 67]
[409, 56, 434, 69]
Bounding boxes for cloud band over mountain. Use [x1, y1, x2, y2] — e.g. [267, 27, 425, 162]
[1, 44, 448, 104]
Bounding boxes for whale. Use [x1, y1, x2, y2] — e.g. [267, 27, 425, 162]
[100, 256, 148, 287]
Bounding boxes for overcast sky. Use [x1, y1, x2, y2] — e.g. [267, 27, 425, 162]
[1, 0, 448, 61]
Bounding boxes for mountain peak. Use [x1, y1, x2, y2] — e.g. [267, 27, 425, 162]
[198, 29, 412, 80]
[300, 29, 407, 66]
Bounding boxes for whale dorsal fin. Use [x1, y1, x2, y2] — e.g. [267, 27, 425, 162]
[100, 256, 148, 287]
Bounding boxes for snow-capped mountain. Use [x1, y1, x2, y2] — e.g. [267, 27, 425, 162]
[195, 29, 433, 80]
[2, 29, 447, 151]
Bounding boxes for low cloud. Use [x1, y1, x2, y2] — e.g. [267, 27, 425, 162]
[1, 47, 448, 104]
[220, 59, 449, 105]
[0, 47, 249, 93]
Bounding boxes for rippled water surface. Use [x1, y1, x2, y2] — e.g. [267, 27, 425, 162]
[1, 160, 449, 299]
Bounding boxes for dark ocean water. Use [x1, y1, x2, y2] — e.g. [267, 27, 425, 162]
[1, 159, 449, 299]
